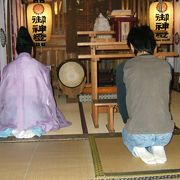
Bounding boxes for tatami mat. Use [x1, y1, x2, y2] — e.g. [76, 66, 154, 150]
[0, 139, 95, 180]
[90, 133, 180, 179]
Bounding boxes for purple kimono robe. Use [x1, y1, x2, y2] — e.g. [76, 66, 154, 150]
[0, 53, 71, 138]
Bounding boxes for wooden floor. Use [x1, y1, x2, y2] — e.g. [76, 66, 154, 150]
[0, 90, 179, 180]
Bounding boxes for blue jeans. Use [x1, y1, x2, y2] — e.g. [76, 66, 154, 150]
[122, 129, 173, 154]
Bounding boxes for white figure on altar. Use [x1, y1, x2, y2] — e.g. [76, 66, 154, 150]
[93, 13, 112, 39]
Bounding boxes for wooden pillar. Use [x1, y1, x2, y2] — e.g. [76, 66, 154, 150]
[133, 0, 136, 15]
[142, 0, 145, 25]
[138, 0, 141, 25]
[146, 0, 151, 25]
[122, 0, 125, 10]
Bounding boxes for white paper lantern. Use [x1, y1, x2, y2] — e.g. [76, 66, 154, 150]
[27, 3, 52, 45]
[149, 1, 173, 42]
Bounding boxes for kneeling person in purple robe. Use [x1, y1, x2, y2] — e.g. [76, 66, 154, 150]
[0, 26, 71, 138]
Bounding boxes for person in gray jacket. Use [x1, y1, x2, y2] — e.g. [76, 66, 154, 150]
[116, 25, 174, 165]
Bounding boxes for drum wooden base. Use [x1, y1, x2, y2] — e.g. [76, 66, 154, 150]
[58, 78, 86, 98]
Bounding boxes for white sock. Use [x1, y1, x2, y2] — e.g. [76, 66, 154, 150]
[12, 129, 35, 139]
[24, 130, 35, 138]
[133, 147, 156, 165]
[12, 130, 25, 138]
[151, 146, 167, 164]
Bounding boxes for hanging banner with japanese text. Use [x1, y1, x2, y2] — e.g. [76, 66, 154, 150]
[27, 3, 52, 46]
[149, 1, 173, 43]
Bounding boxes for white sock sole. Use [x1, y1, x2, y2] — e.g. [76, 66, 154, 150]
[151, 146, 167, 164]
[133, 147, 156, 165]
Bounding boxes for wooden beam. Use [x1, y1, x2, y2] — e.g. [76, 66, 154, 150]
[78, 54, 134, 59]
[82, 86, 117, 94]
[78, 52, 178, 60]
[77, 31, 115, 35]
[154, 52, 179, 58]
[96, 44, 130, 50]
[77, 41, 129, 46]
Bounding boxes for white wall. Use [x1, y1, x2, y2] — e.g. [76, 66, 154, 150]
[0, 0, 7, 77]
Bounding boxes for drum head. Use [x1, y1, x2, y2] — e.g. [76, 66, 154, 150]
[58, 61, 85, 88]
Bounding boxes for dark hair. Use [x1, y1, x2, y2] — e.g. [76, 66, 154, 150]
[16, 44, 33, 55]
[16, 26, 34, 55]
[127, 25, 157, 55]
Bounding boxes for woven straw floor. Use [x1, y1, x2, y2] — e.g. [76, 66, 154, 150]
[89, 133, 180, 180]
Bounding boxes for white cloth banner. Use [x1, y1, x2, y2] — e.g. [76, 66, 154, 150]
[0, 0, 7, 78]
